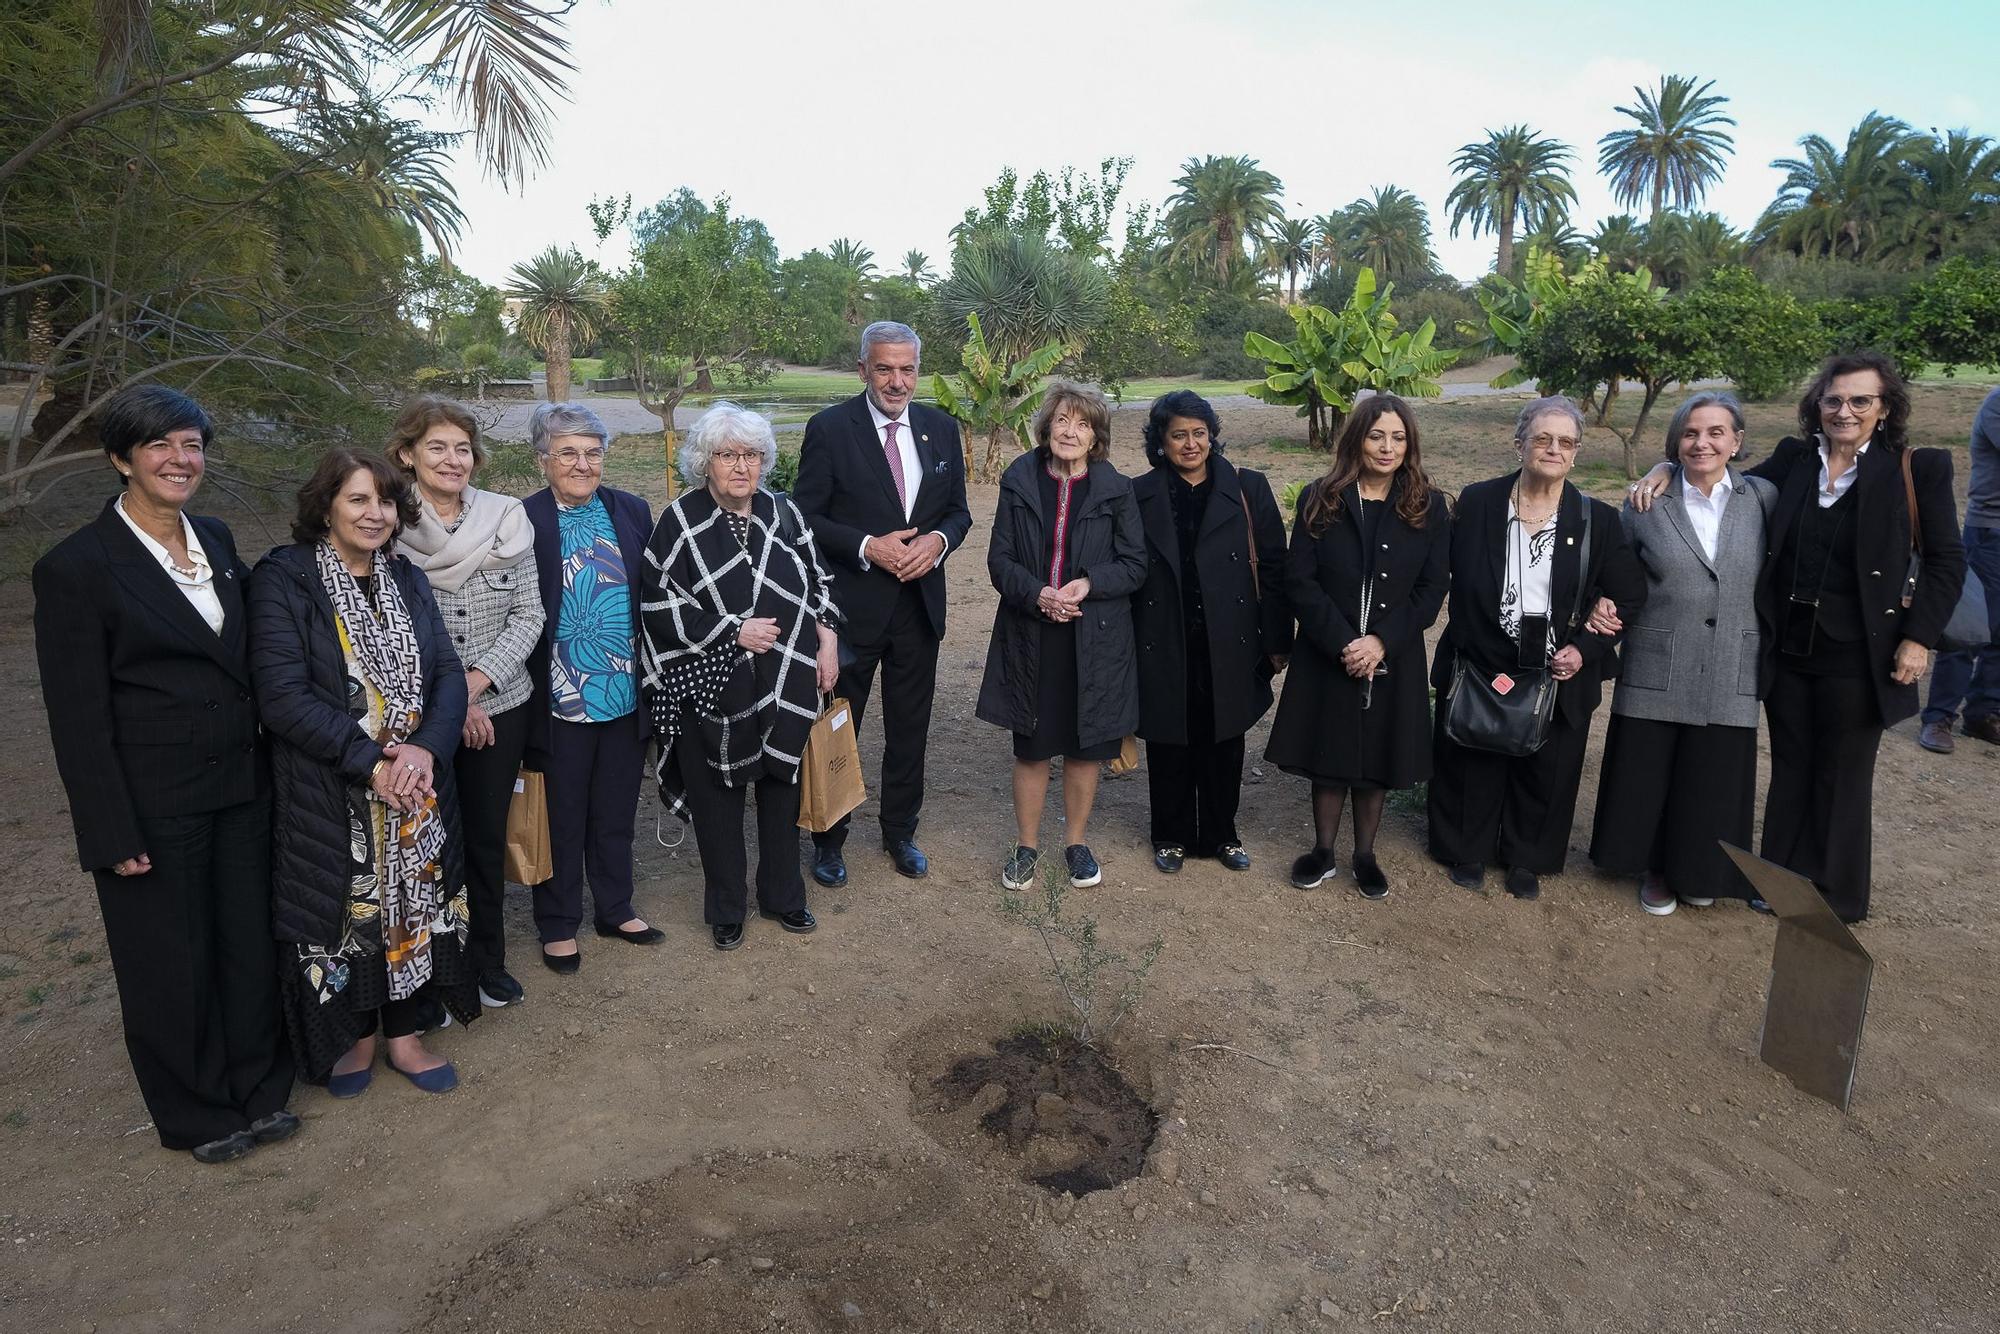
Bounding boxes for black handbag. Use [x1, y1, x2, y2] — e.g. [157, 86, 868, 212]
[1442, 500, 1593, 756]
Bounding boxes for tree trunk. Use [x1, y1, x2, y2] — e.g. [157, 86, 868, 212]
[1623, 381, 1668, 479]
[693, 359, 714, 394]
[1495, 200, 1515, 279]
[1595, 380, 1620, 425]
[545, 330, 572, 403]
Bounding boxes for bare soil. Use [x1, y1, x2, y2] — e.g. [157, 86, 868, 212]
[1, 388, 1996, 1333]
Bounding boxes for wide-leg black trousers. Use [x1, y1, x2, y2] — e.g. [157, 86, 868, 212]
[675, 721, 808, 925]
[1426, 708, 1592, 875]
[1762, 665, 1882, 921]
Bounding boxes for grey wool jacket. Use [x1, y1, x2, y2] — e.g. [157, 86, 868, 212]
[1610, 465, 1775, 729]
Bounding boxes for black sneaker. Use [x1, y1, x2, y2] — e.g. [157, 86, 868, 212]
[1001, 845, 1040, 891]
[1290, 847, 1338, 890]
[1064, 844, 1102, 888]
[478, 968, 525, 1009]
[1352, 853, 1390, 900]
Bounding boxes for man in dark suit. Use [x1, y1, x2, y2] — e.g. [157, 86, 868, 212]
[793, 321, 973, 883]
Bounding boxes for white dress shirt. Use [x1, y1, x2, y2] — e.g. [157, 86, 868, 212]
[858, 397, 948, 571]
[1680, 472, 1732, 562]
[1815, 435, 1869, 509]
[115, 495, 226, 633]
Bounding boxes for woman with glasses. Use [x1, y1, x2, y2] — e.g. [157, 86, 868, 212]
[522, 402, 661, 974]
[638, 404, 840, 950]
[1630, 352, 1964, 922]
[1427, 397, 1644, 903]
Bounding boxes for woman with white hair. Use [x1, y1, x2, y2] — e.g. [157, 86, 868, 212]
[640, 403, 840, 951]
[522, 402, 661, 975]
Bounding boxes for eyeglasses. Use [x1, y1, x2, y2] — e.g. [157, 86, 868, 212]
[1529, 433, 1581, 452]
[1818, 395, 1879, 413]
[549, 447, 606, 468]
[711, 450, 764, 469]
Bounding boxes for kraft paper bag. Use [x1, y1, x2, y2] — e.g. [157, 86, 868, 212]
[504, 768, 553, 885]
[1106, 734, 1141, 776]
[797, 698, 866, 833]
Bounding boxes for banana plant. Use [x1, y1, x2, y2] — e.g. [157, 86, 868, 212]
[930, 314, 1070, 481]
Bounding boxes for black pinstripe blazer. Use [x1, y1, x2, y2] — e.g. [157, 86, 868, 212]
[33, 498, 263, 871]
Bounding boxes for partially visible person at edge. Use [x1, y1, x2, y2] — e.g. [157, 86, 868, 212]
[1917, 384, 2000, 754]
[1267, 394, 1450, 900]
[1130, 390, 1292, 875]
[34, 385, 297, 1163]
[521, 402, 662, 973]
[389, 394, 544, 1008]
[639, 403, 841, 951]
[248, 449, 474, 1097]
[1428, 396, 1646, 903]
[1632, 351, 1964, 923]
[1588, 392, 1775, 917]
[792, 321, 973, 887]
[977, 380, 1147, 892]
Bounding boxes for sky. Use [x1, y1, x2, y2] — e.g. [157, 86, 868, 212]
[432, 0, 2000, 289]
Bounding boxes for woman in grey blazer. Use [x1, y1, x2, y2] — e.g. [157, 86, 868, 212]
[1590, 392, 1775, 915]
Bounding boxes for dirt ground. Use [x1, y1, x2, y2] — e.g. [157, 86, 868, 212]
[1, 388, 1996, 1333]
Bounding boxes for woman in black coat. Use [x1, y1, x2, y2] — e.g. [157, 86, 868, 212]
[1428, 397, 1646, 902]
[1633, 350, 1964, 922]
[1131, 391, 1291, 874]
[33, 386, 295, 1165]
[250, 449, 474, 1098]
[976, 381, 1147, 893]
[1267, 394, 1450, 899]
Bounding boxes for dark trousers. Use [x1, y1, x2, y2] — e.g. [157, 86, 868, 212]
[1764, 665, 1882, 921]
[1146, 734, 1245, 855]
[92, 797, 293, 1150]
[674, 722, 808, 925]
[1427, 707, 1592, 875]
[453, 702, 529, 976]
[819, 583, 937, 848]
[1924, 522, 2000, 724]
[532, 715, 644, 943]
[358, 993, 433, 1041]
[1589, 716, 1758, 898]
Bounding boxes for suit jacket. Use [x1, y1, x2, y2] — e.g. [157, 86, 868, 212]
[1749, 435, 1964, 725]
[522, 484, 655, 757]
[34, 499, 262, 871]
[792, 393, 973, 644]
[1611, 466, 1775, 729]
[1431, 474, 1647, 730]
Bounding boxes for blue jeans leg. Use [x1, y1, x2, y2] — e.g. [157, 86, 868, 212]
[1923, 524, 2000, 723]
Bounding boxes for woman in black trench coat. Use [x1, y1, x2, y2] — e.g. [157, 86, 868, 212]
[1131, 391, 1291, 874]
[1266, 394, 1449, 899]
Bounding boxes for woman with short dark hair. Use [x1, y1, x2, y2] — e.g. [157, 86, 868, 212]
[34, 385, 297, 1163]
[977, 381, 1146, 891]
[250, 448, 475, 1097]
[1130, 391, 1290, 875]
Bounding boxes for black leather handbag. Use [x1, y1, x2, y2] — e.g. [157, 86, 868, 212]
[1442, 502, 1593, 756]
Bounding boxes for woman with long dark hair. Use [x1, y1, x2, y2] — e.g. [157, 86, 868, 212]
[1266, 395, 1449, 898]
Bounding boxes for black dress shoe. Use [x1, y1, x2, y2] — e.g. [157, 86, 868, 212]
[1153, 844, 1185, 874]
[759, 906, 818, 934]
[1448, 862, 1485, 891]
[712, 922, 744, 951]
[248, 1109, 301, 1145]
[811, 843, 848, 887]
[594, 921, 665, 945]
[541, 947, 581, 975]
[1215, 843, 1251, 872]
[191, 1130, 256, 1164]
[1504, 866, 1540, 901]
[883, 838, 929, 879]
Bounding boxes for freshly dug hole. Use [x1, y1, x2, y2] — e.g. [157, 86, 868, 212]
[930, 1032, 1157, 1195]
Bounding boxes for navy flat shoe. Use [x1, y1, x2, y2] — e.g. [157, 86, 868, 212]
[327, 1066, 373, 1100]
[386, 1059, 458, 1094]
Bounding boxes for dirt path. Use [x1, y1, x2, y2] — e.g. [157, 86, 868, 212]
[1, 398, 1995, 1333]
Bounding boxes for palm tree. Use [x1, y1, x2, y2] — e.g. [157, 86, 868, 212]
[935, 229, 1107, 372]
[1596, 75, 1737, 224]
[1262, 217, 1318, 303]
[828, 237, 878, 325]
[300, 102, 468, 264]
[1518, 209, 1591, 272]
[1591, 214, 1649, 273]
[1333, 186, 1438, 279]
[1445, 125, 1578, 277]
[1163, 154, 1286, 287]
[1755, 113, 1915, 259]
[505, 245, 605, 403]
[901, 249, 935, 283]
[1647, 212, 1746, 288]
[1890, 130, 2000, 264]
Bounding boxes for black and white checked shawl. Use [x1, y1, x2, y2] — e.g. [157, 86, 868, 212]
[639, 488, 840, 819]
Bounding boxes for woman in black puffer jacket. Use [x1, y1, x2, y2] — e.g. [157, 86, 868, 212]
[249, 449, 473, 1098]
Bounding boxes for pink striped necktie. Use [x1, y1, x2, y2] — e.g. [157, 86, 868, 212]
[882, 420, 909, 511]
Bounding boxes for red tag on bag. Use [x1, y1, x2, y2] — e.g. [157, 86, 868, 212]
[1491, 672, 1516, 695]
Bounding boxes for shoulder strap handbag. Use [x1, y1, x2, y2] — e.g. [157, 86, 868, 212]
[1900, 447, 1921, 610]
[1239, 487, 1260, 601]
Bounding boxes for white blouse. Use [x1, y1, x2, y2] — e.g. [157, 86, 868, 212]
[115, 496, 226, 634]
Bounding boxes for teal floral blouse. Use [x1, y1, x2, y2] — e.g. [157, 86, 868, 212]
[551, 494, 637, 722]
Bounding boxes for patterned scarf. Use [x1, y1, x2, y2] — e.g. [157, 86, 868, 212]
[313, 541, 451, 1000]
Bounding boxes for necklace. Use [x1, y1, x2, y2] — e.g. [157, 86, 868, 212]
[1512, 480, 1559, 528]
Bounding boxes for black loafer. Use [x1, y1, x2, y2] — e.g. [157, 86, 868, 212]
[1215, 843, 1251, 872]
[811, 844, 848, 887]
[1504, 866, 1540, 901]
[712, 922, 744, 951]
[1447, 862, 1484, 891]
[541, 947, 581, 975]
[759, 906, 818, 934]
[191, 1130, 256, 1164]
[883, 838, 929, 879]
[594, 922, 665, 945]
[1153, 844, 1185, 874]
[248, 1109, 301, 1145]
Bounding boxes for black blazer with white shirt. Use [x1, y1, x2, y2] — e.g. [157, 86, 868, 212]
[793, 392, 972, 644]
[33, 498, 261, 871]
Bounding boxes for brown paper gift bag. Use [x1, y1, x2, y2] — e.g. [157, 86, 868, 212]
[797, 697, 867, 833]
[1106, 735, 1141, 775]
[504, 768, 553, 884]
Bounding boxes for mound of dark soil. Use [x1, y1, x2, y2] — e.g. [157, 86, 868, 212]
[931, 1033, 1156, 1195]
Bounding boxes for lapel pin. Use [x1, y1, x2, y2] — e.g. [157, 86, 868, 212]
[1566, 536, 1575, 545]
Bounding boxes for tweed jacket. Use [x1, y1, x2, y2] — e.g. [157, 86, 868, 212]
[407, 497, 545, 717]
[1610, 465, 1775, 728]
